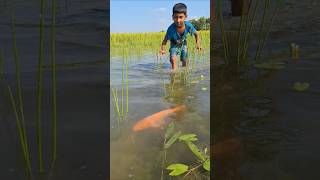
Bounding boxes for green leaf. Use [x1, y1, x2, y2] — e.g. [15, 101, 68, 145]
[166, 163, 189, 176]
[203, 159, 210, 171]
[185, 141, 206, 161]
[164, 131, 181, 149]
[165, 122, 175, 140]
[179, 134, 198, 142]
[293, 82, 310, 92]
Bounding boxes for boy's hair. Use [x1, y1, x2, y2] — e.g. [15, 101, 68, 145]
[172, 3, 187, 15]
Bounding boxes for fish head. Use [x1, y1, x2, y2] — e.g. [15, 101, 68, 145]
[173, 104, 187, 112]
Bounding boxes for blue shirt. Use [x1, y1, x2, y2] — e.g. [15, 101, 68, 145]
[165, 21, 197, 48]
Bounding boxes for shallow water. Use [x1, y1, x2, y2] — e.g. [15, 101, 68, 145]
[110, 54, 210, 179]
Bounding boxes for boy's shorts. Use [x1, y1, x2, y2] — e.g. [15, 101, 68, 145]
[169, 45, 188, 61]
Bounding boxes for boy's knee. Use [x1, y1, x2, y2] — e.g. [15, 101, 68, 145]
[170, 55, 177, 62]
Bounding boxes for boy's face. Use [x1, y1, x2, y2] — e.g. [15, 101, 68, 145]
[172, 13, 187, 27]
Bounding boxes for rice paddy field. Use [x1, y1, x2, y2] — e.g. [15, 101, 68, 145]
[110, 31, 211, 179]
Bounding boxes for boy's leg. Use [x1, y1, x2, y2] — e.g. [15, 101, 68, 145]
[180, 45, 188, 67]
[169, 47, 178, 70]
[170, 55, 178, 70]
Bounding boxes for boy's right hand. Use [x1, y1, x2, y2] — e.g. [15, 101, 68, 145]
[159, 47, 166, 55]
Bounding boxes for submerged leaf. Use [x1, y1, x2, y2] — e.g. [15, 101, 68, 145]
[179, 134, 198, 142]
[185, 141, 206, 161]
[293, 82, 310, 92]
[165, 122, 175, 140]
[166, 163, 189, 176]
[203, 159, 210, 171]
[164, 131, 182, 149]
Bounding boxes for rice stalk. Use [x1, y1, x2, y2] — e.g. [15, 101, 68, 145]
[254, 0, 271, 62]
[36, 0, 46, 172]
[50, 0, 57, 162]
[11, 16, 33, 178]
[8, 86, 32, 177]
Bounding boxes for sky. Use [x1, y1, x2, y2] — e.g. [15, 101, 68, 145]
[110, 0, 210, 33]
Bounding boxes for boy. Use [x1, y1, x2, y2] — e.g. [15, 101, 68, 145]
[160, 3, 201, 70]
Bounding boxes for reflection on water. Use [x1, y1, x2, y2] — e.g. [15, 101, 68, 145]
[110, 55, 210, 179]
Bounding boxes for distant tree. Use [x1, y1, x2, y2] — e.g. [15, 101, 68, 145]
[189, 17, 210, 31]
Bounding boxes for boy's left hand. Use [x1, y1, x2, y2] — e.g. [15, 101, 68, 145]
[196, 44, 202, 52]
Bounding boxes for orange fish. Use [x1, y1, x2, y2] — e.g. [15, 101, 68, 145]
[132, 105, 186, 132]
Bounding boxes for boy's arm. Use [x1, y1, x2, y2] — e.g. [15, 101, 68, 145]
[194, 31, 201, 51]
[160, 37, 168, 55]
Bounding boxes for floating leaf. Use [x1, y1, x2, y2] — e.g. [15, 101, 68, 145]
[164, 131, 181, 149]
[165, 122, 175, 140]
[179, 134, 198, 142]
[293, 82, 309, 92]
[203, 159, 210, 171]
[185, 141, 206, 161]
[201, 87, 207, 91]
[166, 163, 189, 176]
[190, 80, 199, 84]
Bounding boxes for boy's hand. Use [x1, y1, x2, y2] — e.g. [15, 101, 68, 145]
[159, 46, 166, 55]
[196, 43, 202, 52]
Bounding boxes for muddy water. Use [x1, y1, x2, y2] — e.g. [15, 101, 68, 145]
[213, 0, 320, 179]
[110, 54, 210, 179]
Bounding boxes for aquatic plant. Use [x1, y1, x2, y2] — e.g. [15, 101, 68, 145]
[161, 122, 210, 178]
[293, 82, 310, 92]
[290, 43, 300, 59]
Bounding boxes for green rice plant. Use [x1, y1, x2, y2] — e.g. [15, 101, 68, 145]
[11, 16, 33, 178]
[110, 31, 210, 60]
[50, 0, 57, 163]
[236, 2, 246, 65]
[111, 50, 130, 127]
[8, 86, 32, 177]
[216, 0, 282, 66]
[0, 50, 7, 99]
[111, 87, 121, 128]
[258, 0, 282, 61]
[241, 0, 261, 62]
[36, 0, 46, 172]
[125, 56, 129, 117]
[11, 15, 28, 153]
[121, 51, 125, 119]
[217, 0, 230, 64]
[254, 0, 271, 62]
